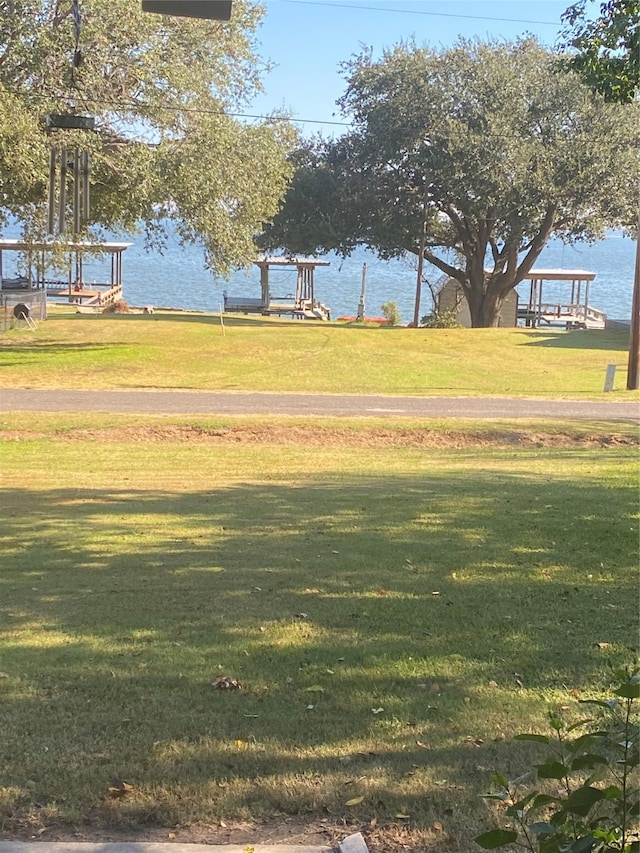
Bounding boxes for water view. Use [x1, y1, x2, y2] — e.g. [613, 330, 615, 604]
[114, 230, 637, 324]
[2, 221, 636, 323]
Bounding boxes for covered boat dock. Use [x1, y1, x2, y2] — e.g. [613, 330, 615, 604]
[223, 256, 331, 320]
[0, 238, 132, 322]
[518, 268, 606, 329]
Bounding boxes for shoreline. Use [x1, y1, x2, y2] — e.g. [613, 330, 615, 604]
[47, 299, 633, 329]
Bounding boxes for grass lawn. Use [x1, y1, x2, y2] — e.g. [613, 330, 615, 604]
[0, 309, 637, 398]
[0, 413, 638, 851]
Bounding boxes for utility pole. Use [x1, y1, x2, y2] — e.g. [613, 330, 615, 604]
[626, 201, 640, 390]
[413, 193, 428, 328]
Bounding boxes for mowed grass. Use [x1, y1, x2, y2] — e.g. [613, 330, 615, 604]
[0, 309, 637, 397]
[0, 413, 638, 850]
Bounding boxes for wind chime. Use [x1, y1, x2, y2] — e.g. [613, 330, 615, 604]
[46, 0, 94, 236]
[47, 143, 91, 236]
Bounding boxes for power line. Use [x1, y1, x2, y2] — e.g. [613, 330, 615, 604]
[274, 0, 559, 27]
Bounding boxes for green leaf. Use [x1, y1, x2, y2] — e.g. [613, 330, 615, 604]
[615, 681, 640, 699]
[599, 784, 623, 800]
[474, 828, 518, 848]
[506, 791, 537, 815]
[535, 758, 570, 779]
[564, 786, 604, 816]
[531, 794, 559, 809]
[571, 754, 608, 771]
[626, 749, 639, 769]
[579, 699, 619, 710]
[513, 734, 550, 744]
[510, 771, 532, 786]
[491, 772, 509, 788]
[564, 718, 593, 734]
[627, 798, 640, 818]
[570, 731, 609, 752]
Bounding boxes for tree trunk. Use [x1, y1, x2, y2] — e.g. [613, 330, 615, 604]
[465, 277, 508, 328]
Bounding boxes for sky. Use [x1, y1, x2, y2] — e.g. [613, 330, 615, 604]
[247, 0, 578, 137]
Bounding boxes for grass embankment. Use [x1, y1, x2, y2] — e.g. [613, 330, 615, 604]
[0, 412, 638, 851]
[0, 309, 637, 397]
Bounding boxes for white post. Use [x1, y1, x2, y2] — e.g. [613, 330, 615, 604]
[356, 263, 366, 321]
[604, 364, 616, 392]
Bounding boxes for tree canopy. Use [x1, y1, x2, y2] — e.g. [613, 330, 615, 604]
[259, 38, 638, 327]
[560, 0, 639, 103]
[0, 0, 294, 274]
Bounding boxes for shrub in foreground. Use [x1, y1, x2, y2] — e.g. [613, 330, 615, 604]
[476, 665, 639, 852]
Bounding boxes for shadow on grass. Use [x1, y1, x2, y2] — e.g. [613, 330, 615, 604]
[70, 312, 329, 329]
[0, 342, 120, 355]
[522, 329, 631, 351]
[0, 470, 637, 833]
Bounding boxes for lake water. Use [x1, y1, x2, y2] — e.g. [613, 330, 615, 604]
[115, 230, 637, 323]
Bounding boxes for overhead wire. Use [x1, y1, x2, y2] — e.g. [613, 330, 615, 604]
[1, 0, 565, 133]
[273, 0, 560, 26]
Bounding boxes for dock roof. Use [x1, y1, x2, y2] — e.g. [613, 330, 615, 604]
[0, 238, 133, 253]
[525, 268, 596, 281]
[255, 256, 331, 267]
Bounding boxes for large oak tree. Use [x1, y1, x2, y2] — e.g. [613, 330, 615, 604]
[260, 38, 637, 327]
[0, 0, 293, 273]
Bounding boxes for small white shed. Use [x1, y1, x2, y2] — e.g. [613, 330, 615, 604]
[436, 278, 518, 328]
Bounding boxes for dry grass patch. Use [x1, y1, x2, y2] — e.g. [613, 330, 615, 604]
[4, 419, 638, 449]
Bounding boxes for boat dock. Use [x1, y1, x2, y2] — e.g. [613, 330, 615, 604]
[518, 269, 606, 329]
[223, 256, 331, 320]
[0, 239, 132, 322]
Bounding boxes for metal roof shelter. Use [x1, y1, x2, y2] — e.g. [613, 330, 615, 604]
[224, 256, 332, 320]
[518, 268, 606, 329]
[0, 238, 132, 312]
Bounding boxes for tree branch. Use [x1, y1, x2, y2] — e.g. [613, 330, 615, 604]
[442, 203, 472, 255]
[513, 203, 558, 284]
[420, 250, 463, 282]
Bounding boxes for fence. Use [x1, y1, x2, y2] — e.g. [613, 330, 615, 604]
[0, 290, 47, 332]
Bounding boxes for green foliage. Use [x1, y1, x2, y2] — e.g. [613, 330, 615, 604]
[259, 38, 638, 326]
[380, 300, 401, 326]
[420, 309, 462, 329]
[255, 141, 341, 255]
[560, 0, 640, 104]
[0, 1, 294, 273]
[475, 665, 640, 852]
[0, 85, 49, 224]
